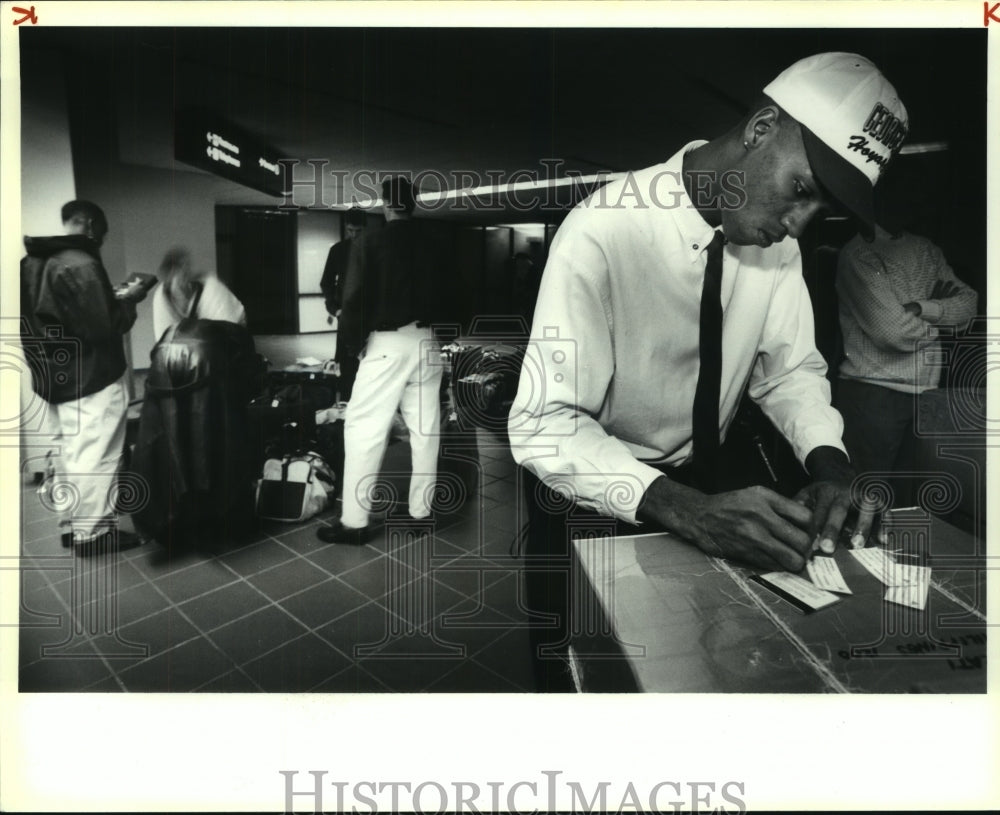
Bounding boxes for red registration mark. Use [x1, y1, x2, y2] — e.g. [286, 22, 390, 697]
[12, 5, 38, 25]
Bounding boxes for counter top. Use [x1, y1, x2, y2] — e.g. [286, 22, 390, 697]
[569, 511, 986, 693]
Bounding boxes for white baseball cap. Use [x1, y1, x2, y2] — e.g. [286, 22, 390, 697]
[764, 52, 908, 237]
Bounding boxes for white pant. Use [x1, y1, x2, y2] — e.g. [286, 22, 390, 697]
[49, 375, 129, 541]
[340, 323, 442, 528]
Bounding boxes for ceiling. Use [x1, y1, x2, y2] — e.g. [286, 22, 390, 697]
[20, 26, 988, 223]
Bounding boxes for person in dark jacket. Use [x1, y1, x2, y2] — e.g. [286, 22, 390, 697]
[20, 200, 149, 551]
[318, 177, 456, 543]
[320, 207, 366, 400]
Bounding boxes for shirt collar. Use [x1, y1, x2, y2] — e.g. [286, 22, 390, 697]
[661, 140, 726, 263]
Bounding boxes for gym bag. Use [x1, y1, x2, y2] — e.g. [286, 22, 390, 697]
[255, 451, 336, 523]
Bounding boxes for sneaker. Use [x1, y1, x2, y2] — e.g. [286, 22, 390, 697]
[317, 521, 373, 545]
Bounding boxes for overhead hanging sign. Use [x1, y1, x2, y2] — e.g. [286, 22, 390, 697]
[175, 106, 288, 197]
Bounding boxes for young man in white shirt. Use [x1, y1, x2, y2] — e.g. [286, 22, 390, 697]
[508, 53, 909, 690]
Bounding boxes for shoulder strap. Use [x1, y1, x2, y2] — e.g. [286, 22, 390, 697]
[186, 281, 204, 319]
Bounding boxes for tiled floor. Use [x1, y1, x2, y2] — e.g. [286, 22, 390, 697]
[17, 430, 539, 692]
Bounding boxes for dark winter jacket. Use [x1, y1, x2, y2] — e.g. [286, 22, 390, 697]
[20, 235, 136, 403]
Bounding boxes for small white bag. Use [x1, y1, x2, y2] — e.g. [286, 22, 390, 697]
[255, 451, 336, 522]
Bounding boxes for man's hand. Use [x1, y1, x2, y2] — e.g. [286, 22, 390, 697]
[117, 287, 149, 305]
[640, 478, 814, 573]
[794, 446, 854, 552]
[930, 279, 960, 299]
[114, 273, 156, 304]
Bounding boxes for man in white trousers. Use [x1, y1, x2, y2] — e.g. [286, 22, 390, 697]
[21, 201, 149, 552]
[319, 177, 455, 544]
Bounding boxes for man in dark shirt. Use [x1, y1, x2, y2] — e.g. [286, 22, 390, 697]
[318, 177, 454, 543]
[320, 207, 365, 399]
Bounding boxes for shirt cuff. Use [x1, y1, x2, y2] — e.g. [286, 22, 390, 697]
[790, 428, 848, 468]
[570, 459, 664, 525]
[916, 299, 943, 323]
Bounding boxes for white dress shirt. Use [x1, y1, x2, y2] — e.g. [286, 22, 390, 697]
[509, 142, 846, 523]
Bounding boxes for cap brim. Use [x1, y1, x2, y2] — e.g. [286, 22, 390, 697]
[800, 125, 876, 240]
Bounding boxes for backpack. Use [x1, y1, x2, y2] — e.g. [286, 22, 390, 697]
[255, 451, 336, 522]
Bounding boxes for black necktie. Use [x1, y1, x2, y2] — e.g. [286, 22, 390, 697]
[692, 231, 726, 492]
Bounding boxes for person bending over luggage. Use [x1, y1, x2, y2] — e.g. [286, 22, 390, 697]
[152, 246, 246, 342]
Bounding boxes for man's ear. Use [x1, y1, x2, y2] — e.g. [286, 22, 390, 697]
[743, 106, 779, 148]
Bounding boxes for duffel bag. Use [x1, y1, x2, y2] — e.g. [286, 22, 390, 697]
[255, 451, 336, 523]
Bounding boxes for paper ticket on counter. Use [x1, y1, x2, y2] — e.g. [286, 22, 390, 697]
[850, 547, 899, 585]
[884, 565, 931, 611]
[806, 557, 852, 595]
[753, 572, 841, 612]
[850, 548, 931, 610]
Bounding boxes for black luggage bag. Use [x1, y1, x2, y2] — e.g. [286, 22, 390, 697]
[247, 369, 338, 467]
[131, 318, 261, 547]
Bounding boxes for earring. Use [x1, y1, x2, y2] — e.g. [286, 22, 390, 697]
[743, 140, 750, 150]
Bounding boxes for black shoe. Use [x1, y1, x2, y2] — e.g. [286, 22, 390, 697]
[317, 521, 373, 545]
[73, 530, 146, 556]
[73, 534, 104, 557]
[388, 509, 436, 524]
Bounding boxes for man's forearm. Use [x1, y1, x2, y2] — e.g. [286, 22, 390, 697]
[637, 475, 706, 540]
[636, 472, 818, 572]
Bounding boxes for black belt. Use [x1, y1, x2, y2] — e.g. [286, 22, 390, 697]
[375, 321, 431, 331]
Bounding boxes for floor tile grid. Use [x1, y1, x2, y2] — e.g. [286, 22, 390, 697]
[376, 534, 537, 691]
[444, 631, 536, 692]
[379, 510, 527, 602]
[18, 526, 298, 665]
[430, 466, 543, 692]
[107, 529, 408, 690]
[79, 547, 275, 690]
[306, 523, 534, 690]
[20, 439, 531, 692]
[308, 534, 512, 653]
[18, 574, 136, 691]
[220, 528, 532, 691]
[87, 524, 474, 691]
[207, 629, 389, 693]
[229, 568, 422, 691]
[18, 510, 490, 679]
[432, 509, 528, 566]
[17, 551, 173, 674]
[22, 525, 337, 689]
[422, 571, 537, 692]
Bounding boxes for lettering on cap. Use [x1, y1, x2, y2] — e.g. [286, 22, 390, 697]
[846, 101, 908, 175]
[862, 102, 908, 152]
